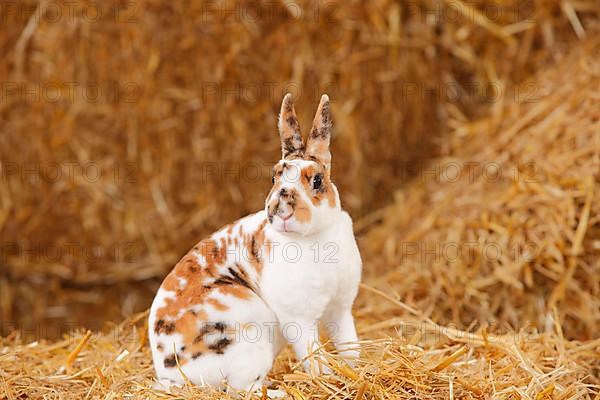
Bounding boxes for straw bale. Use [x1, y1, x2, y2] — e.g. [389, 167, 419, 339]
[0, 304, 598, 399]
[361, 36, 600, 340]
[1, 0, 600, 328]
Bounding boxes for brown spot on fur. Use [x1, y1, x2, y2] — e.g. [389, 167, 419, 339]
[208, 337, 232, 354]
[215, 283, 252, 300]
[309, 125, 328, 140]
[286, 116, 297, 128]
[197, 321, 225, 338]
[156, 276, 211, 323]
[161, 273, 179, 293]
[163, 354, 177, 368]
[154, 319, 175, 335]
[246, 220, 268, 273]
[283, 136, 304, 159]
[190, 322, 234, 355]
[294, 200, 311, 223]
[173, 310, 200, 342]
[207, 297, 229, 311]
[213, 266, 253, 291]
[230, 264, 252, 289]
[156, 343, 164, 351]
[172, 313, 210, 358]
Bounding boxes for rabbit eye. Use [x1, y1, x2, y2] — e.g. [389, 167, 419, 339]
[272, 176, 275, 184]
[313, 174, 323, 190]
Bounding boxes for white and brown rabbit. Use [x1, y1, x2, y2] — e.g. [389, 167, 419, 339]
[148, 94, 362, 394]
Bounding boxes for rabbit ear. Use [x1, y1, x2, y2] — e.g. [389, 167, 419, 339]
[278, 93, 305, 159]
[305, 94, 332, 165]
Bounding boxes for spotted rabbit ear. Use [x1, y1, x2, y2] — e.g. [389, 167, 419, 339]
[278, 93, 305, 159]
[305, 94, 332, 165]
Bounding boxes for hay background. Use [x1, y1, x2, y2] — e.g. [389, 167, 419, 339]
[0, 0, 600, 398]
[361, 37, 600, 341]
[2, 0, 599, 331]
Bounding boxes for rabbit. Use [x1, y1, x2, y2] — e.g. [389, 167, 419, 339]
[148, 93, 362, 395]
